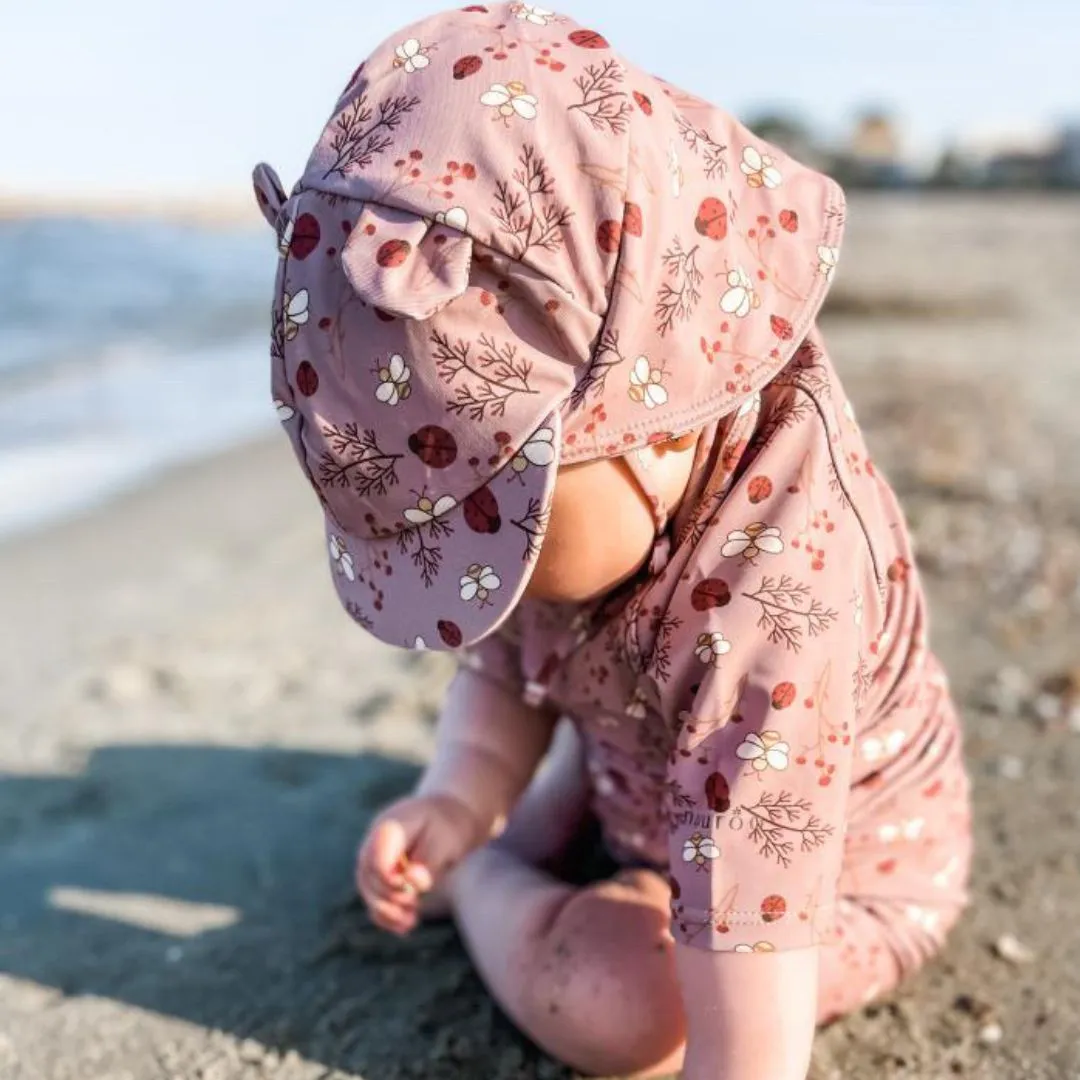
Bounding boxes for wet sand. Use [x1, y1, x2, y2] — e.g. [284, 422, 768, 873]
[1, 194, 1079, 1079]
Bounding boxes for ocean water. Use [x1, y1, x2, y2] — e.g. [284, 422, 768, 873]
[0, 217, 279, 539]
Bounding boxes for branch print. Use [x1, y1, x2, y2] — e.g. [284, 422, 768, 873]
[318, 423, 402, 497]
[322, 93, 422, 179]
[675, 114, 729, 179]
[646, 609, 683, 684]
[655, 238, 703, 336]
[430, 330, 538, 420]
[397, 517, 453, 588]
[492, 144, 573, 258]
[741, 574, 838, 652]
[741, 791, 834, 868]
[511, 497, 550, 561]
[570, 328, 626, 412]
[568, 59, 632, 135]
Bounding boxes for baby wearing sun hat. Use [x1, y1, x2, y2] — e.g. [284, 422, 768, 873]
[252, 5, 972, 1076]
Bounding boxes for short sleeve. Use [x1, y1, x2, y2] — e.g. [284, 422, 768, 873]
[457, 617, 526, 701]
[663, 388, 881, 953]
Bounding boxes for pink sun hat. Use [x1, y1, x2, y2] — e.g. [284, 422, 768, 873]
[251, 3, 845, 652]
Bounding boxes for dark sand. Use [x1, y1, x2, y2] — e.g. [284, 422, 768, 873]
[2, 195, 1079, 1079]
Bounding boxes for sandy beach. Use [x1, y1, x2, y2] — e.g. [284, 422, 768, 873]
[2, 194, 1080, 1080]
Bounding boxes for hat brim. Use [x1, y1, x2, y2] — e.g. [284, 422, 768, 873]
[322, 410, 561, 652]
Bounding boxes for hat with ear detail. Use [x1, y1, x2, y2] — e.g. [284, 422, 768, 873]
[251, 162, 288, 230]
[341, 203, 473, 321]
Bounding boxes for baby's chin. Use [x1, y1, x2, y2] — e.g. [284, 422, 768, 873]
[524, 546, 652, 606]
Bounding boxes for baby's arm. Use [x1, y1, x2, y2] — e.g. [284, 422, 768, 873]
[677, 945, 818, 1080]
[357, 663, 557, 933]
[416, 664, 558, 837]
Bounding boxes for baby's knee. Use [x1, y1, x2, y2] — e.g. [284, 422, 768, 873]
[517, 880, 685, 1076]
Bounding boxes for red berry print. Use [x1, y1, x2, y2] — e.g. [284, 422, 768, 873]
[289, 213, 321, 260]
[771, 682, 796, 710]
[408, 425, 458, 468]
[877, 858, 897, 875]
[462, 4, 488, 11]
[694, 196, 728, 241]
[437, 620, 463, 648]
[568, 28, 610, 48]
[704, 772, 731, 813]
[691, 578, 731, 611]
[779, 209, 799, 233]
[295, 361, 319, 397]
[760, 895, 787, 923]
[596, 219, 622, 253]
[376, 239, 411, 268]
[451, 53, 484, 81]
[463, 485, 502, 534]
[633, 90, 653, 115]
[770, 315, 795, 341]
[747, 475, 773, 504]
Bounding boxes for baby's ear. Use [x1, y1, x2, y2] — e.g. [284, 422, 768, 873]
[251, 163, 287, 230]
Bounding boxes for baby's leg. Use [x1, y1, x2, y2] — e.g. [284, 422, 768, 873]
[448, 851, 685, 1078]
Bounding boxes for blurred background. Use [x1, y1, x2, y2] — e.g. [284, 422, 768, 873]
[2, 3, 1079, 1079]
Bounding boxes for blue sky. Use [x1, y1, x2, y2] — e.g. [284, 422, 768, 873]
[4, 0, 1077, 199]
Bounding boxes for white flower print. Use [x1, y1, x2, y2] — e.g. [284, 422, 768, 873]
[480, 81, 539, 123]
[512, 426, 556, 473]
[843, 398, 857, 424]
[719, 266, 758, 319]
[375, 352, 412, 406]
[735, 391, 762, 419]
[734, 941, 776, 953]
[403, 494, 457, 525]
[328, 534, 355, 582]
[625, 686, 648, 719]
[460, 563, 501, 603]
[861, 728, 906, 762]
[853, 591, 864, 627]
[682, 832, 720, 869]
[413, 636, 427, 650]
[435, 206, 469, 231]
[274, 398, 295, 422]
[905, 905, 941, 934]
[721, 522, 785, 561]
[740, 145, 783, 189]
[512, 2, 554, 24]
[668, 139, 684, 197]
[394, 38, 431, 74]
[277, 217, 294, 257]
[628, 356, 668, 409]
[878, 818, 925, 844]
[818, 245, 840, 280]
[736, 731, 790, 772]
[695, 631, 732, 667]
[283, 290, 309, 341]
[932, 854, 961, 890]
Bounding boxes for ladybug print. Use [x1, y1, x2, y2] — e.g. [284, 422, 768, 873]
[463, 485, 502, 534]
[376, 239, 411, 268]
[409, 426, 458, 468]
[694, 196, 728, 241]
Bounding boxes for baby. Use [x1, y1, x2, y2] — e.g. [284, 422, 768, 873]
[253, 6, 972, 1078]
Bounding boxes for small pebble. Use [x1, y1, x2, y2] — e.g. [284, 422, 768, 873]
[164, 945, 184, 963]
[996, 755, 1025, 780]
[1032, 692, 1062, 724]
[978, 1022, 1004, 1045]
[994, 933, 1036, 964]
[1068, 705, 1080, 734]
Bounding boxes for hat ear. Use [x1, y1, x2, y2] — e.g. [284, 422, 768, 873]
[251, 163, 287, 230]
[340, 203, 472, 321]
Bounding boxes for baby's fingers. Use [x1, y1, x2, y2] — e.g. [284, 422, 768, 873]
[361, 817, 410, 887]
[367, 892, 419, 937]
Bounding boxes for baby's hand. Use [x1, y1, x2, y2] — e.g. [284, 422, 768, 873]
[355, 793, 487, 936]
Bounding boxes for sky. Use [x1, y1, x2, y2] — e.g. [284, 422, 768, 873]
[2, 0, 1077, 200]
